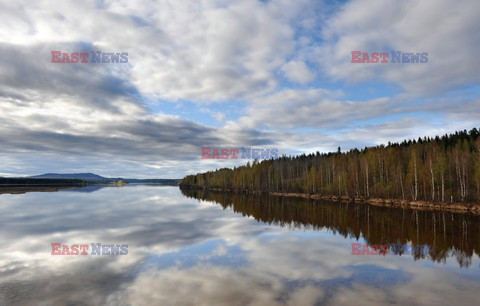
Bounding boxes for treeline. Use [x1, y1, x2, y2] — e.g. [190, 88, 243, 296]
[182, 128, 480, 202]
[0, 178, 87, 186]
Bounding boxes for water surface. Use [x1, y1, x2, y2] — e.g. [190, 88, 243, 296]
[0, 186, 479, 305]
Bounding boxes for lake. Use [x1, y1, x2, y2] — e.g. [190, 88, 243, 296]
[0, 185, 479, 305]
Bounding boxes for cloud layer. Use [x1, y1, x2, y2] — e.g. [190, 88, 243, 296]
[0, 0, 478, 177]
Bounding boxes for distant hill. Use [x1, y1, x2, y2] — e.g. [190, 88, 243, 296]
[31, 173, 109, 181]
[0, 177, 87, 186]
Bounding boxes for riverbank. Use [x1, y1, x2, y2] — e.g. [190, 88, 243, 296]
[180, 186, 480, 215]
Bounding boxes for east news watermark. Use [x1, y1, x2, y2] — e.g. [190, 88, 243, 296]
[351, 243, 429, 256]
[51, 243, 128, 255]
[351, 51, 428, 63]
[201, 147, 279, 160]
[51, 51, 128, 63]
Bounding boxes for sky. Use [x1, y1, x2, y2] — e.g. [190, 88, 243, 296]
[0, 0, 479, 178]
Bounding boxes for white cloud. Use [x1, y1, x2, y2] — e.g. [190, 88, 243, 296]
[212, 111, 226, 122]
[316, 0, 480, 96]
[239, 88, 393, 129]
[281, 60, 315, 84]
[0, 0, 310, 102]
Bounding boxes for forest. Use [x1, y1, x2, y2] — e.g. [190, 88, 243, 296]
[182, 128, 480, 203]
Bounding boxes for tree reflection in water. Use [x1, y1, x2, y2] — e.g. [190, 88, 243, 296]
[181, 189, 480, 268]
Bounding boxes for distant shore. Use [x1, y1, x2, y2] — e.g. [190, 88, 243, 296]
[0, 186, 78, 195]
[180, 185, 480, 215]
[0, 178, 122, 195]
[0, 177, 181, 195]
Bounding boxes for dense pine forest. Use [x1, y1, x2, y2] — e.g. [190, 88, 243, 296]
[182, 128, 480, 203]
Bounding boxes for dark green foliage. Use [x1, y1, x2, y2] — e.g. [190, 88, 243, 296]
[182, 128, 480, 202]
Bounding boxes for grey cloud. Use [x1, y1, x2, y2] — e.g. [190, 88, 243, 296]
[0, 121, 221, 160]
[0, 42, 141, 113]
[240, 89, 393, 129]
[240, 88, 480, 131]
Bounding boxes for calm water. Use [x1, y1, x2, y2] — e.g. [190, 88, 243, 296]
[0, 186, 479, 305]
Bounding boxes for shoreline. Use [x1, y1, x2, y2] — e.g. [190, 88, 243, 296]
[180, 186, 480, 215]
[0, 186, 77, 195]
